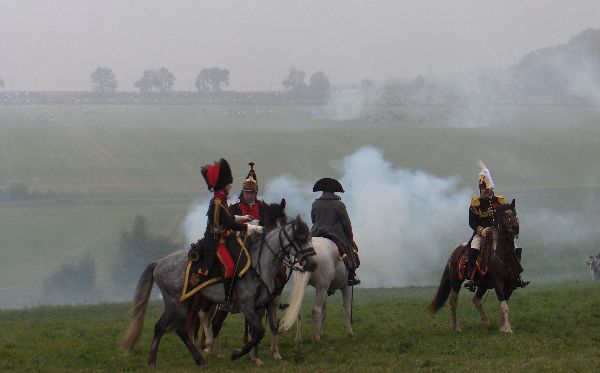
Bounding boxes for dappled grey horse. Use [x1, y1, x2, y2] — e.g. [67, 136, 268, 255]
[120, 217, 317, 368]
[280, 237, 354, 345]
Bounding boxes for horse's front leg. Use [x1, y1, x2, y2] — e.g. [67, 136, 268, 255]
[268, 295, 282, 359]
[473, 287, 490, 329]
[342, 285, 354, 338]
[449, 287, 461, 332]
[231, 304, 265, 361]
[248, 310, 265, 366]
[312, 288, 328, 342]
[494, 283, 512, 334]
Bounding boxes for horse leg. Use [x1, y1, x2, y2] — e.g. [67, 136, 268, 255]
[268, 296, 282, 360]
[449, 287, 461, 332]
[312, 288, 328, 342]
[174, 318, 206, 367]
[249, 309, 265, 366]
[198, 306, 216, 356]
[473, 287, 490, 329]
[231, 305, 264, 361]
[147, 310, 174, 367]
[494, 284, 512, 334]
[342, 285, 354, 339]
[209, 307, 228, 358]
[295, 309, 303, 347]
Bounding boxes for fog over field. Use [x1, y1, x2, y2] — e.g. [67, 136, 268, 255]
[1, 1, 600, 309]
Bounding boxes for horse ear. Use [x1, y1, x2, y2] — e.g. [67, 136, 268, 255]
[280, 198, 286, 210]
[511, 199, 516, 208]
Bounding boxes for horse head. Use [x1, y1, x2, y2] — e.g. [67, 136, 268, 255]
[288, 216, 317, 272]
[496, 198, 519, 237]
[264, 198, 288, 230]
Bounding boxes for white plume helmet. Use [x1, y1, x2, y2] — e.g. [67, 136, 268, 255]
[478, 160, 494, 189]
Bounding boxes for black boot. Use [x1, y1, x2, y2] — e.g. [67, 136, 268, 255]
[348, 269, 361, 286]
[464, 248, 478, 292]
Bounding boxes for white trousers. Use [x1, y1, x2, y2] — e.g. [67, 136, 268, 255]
[470, 234, 483, 250]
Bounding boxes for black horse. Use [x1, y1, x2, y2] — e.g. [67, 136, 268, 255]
[429, 200, 523, 333]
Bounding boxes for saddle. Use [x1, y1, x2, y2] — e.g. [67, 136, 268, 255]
[179, 232, 252, 302]
[456, 244, 490, 282]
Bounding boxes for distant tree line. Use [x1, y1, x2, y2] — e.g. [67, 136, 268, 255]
[86, 65, 331, 102]
[42, 214, 182, 304]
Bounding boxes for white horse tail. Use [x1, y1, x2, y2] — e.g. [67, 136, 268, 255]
[279, 270, 310, 331]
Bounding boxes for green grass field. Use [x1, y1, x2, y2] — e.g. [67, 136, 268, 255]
[2, 283, 600, 372]
[1, 104, 600, 307]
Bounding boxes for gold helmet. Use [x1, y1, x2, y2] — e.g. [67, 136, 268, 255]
[242, 162, 258, 192]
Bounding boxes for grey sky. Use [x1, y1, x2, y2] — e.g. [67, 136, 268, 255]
[2, 0, 599, 91]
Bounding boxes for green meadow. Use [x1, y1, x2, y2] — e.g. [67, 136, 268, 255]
[1, 283, 600, 372]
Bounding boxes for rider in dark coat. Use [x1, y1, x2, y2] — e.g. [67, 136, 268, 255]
[464, 162, 528, 291]
[200, 159, 264, 300]
[310, 177, 360, 286]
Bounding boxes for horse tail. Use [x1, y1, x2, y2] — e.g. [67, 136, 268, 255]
[428, 262, 451, 315]
[279, 270, 310, 331]
[120, 262, 157, 352]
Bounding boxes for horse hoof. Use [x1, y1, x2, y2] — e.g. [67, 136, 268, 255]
[253, 358, 264, 366]
[453, 326, 462, 332]
[312, 335, 321, 343]
[272, 352, 282, 360]
[347, 332, 355, 339]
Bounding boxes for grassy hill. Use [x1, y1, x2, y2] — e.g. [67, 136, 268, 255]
[1, 283, 600, 372]
[1, 104, 599, 308]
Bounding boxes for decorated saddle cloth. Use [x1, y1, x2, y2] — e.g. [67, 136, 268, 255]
[456, 243, 490, 282]
[180, 232, 251, 301]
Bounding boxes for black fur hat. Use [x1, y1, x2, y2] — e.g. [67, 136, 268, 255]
[313, 177, 344, 193]
[201, 158, 233, 192]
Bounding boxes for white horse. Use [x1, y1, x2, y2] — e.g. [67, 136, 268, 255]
[280, 237, 354, 345]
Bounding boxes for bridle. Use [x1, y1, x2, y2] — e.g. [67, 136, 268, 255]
[251, 219, 315, 304]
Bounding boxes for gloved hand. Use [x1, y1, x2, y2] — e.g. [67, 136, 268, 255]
[247, 224, 264, 236]
[481, 227, 491, 237]
[235, 215, 253, 223]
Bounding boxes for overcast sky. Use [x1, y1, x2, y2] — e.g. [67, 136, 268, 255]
[1, 0, 600, 91]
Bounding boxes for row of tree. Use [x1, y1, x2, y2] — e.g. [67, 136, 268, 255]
[90, 66, 331, 100]
[43, 214, 182, 303]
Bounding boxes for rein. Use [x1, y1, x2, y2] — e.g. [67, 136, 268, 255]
[251, 220, 313, 308]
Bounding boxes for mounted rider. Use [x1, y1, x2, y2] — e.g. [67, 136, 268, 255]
[229, 162, 267, 226]
[200, 158, 264, 300]
[464, 161, 528, 291]
[310, 177, 361, 286]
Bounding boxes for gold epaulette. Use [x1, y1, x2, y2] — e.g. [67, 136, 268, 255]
[496, 195, 505, 204]
[470, 196, 480, 207]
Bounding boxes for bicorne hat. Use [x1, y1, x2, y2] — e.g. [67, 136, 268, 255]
[313, 177, 344, 193]
[201, 158, 233, 192]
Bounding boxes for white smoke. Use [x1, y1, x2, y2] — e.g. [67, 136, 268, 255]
[183, 146, 473, 287]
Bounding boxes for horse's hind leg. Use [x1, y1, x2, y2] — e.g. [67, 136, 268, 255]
[148, 310, 174, 367]
[449, 286, 462, 332]
[198, 304, 217, 356]
[473, 287, 490, 329]
[342, 285, 354, 339]
[249, 309, 265, 366]
[312, 288, 327, 342]
[175, 319, 206, 367]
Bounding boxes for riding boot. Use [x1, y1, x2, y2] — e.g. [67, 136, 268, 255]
[348, 269, 361, 286]
[464, 248, 478, 292]
[513, 247, 530, 288]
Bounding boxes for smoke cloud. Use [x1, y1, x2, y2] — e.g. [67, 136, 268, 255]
[182, 146, 473, 287]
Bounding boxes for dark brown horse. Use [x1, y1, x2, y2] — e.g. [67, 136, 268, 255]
[192, 198, 290, 365]
[428, 199, 522, 333]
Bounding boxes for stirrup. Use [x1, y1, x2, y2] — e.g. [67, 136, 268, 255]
[464, 280, 476, 292]
[348, 273, 361, 286]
